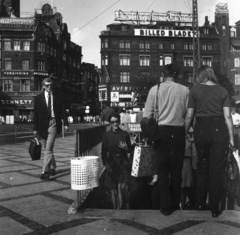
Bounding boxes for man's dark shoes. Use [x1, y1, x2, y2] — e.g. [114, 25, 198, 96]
[211, 210, 222, 218]
[50, 169, 56, 176]
[40, 172, 50, 180]
[160, 208, 173, 216]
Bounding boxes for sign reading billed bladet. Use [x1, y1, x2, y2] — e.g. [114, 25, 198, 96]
[134, 29, 197, 38]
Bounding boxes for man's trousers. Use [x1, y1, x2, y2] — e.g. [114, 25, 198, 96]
[42, 118, 57, 172]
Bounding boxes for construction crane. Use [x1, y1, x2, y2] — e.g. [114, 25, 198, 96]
[192, 0, 200, 83]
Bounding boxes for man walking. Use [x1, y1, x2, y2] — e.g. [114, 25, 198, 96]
[33, 77, 69, 180]
[143, 64, 189, 215]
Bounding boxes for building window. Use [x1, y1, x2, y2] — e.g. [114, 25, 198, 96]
[14, 41, 21, 50]
[34, 79, 42, 91]
[164, 55, 172, 65]
[37, 61, 45, 71]
[119, 55, 130, 66]
[202, 44, 207, 50]
[23, 41, 30, 51]
[121, 25, 127, 31]
[231, 28, 236, 37]
[184, 43, 188, 50]
[139, 41, 150, 51]
[222, 25, 226, 36]
[184, 57, 193, 67]
[234, 58, 240, 67]
[20, 80, 30, 91]
[170, 43, 175, 50]
[185, 72, 193, 83]
[119, 40, 130, 51]
[54, 49, 57, 57]
[22, 60, 29, 70]
[160, 55, 163, 66]
[21, 80, 29, 92]
[4, 41, 11, 50]
[203, 28, 209, 34]
[207, 44, 213, 50]
[159, 41, 163, 49]
[37, 42, 45, 52]
[102, 55, 108, 66]
[102, 39, 108, 49]
[139, 55, 150, 66]
[120, 72, 130, 83]
[4, 60, 12, 70]
[62, 54, 66, 61]
[235, 74, 240, 85]
[189, 43, 193, 50]
[202, 57, 212, 67]
[2, 79, 13, 91]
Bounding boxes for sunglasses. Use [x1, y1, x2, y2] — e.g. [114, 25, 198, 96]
[44, 84, 52, 88]
[110, 120, 120, 124]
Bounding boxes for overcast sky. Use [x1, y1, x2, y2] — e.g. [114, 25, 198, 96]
[21, 0, 240, 67]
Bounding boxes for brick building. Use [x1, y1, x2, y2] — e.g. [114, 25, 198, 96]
[99, 3, 240, 109]
[0, 3, 82, 123]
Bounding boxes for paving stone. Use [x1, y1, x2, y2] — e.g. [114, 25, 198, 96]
[0, 195, 64, 213]
[0, 216, 33, 234]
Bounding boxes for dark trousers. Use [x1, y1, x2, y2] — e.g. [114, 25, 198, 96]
[194, 117, 229, 211]
[155, 126, 185, 210]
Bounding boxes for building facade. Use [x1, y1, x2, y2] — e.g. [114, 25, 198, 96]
[0, 3, 82, 123]
[99, 3, 240, 109]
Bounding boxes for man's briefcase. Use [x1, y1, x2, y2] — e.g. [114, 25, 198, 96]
[29, 137, 42, 160]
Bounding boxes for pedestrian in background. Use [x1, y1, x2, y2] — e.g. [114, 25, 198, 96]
[231, 106, 240, 150]
[33, 77, 69, 180]
[101, 112, 132, 209]
[144, 63, 189, 215]
[185, 65, 234, 217]
[101, 103, 115, 124]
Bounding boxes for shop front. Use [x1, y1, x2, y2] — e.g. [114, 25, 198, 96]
[0, 95, 34, 124]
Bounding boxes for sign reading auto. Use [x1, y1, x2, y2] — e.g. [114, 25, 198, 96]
[135, 29, 197, 38]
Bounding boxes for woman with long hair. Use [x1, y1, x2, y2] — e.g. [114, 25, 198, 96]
[185, 65, 234, 217]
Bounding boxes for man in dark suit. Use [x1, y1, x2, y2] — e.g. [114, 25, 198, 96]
[33, 77, 69, 180]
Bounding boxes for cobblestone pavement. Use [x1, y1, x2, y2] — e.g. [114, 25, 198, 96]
[0, 135, 240, 235]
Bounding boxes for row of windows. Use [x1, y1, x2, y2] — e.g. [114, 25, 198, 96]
[3, 60, 45, 71]
[102, 39, 214, 51]
[102, 55, 213, 67]
[2, 79, 34, 92]
[105, 71, 196, 84]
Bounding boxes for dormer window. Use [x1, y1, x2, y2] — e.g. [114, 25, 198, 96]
[203, 28, 209, 34]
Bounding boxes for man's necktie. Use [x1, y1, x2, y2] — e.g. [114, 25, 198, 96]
[48, 92, 51, 118]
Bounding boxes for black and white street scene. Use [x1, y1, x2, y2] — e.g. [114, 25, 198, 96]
[0, 0, 240, 234]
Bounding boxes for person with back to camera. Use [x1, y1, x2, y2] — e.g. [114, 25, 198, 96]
[101, 103, 115, 124]
[101, 112, 132, 209]
[185, 65, 234, 218]
[143, 63, 189, 215]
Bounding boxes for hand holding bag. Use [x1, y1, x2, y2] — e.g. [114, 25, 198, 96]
[141, 83, 160, 142]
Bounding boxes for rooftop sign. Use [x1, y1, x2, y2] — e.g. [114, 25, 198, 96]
[135, 29, 197, 38]
[115, 10, 193, 23]
[0, 18, 34, 24]
[215, 3, 228, 13]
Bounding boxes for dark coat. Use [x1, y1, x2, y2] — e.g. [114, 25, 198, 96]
[33, 92, 68, 139]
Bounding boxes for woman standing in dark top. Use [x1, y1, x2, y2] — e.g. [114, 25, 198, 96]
[101, 112, 132, 209]
[185, 65, 234, 217]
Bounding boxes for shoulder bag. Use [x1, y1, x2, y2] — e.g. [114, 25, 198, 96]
[140, 83, 160, 142]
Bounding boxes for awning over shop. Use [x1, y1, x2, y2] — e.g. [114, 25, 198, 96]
[231, 40, 240, 47]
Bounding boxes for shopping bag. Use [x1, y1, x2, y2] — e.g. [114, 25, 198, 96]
[131, 145, 157, 177]
[29, 137, 42, 161]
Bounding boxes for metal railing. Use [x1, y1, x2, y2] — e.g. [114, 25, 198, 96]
[72, 124, 110, 210]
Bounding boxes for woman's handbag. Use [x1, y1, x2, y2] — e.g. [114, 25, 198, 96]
[141, 83, 160, 142]
[131, 145, 157, 177]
